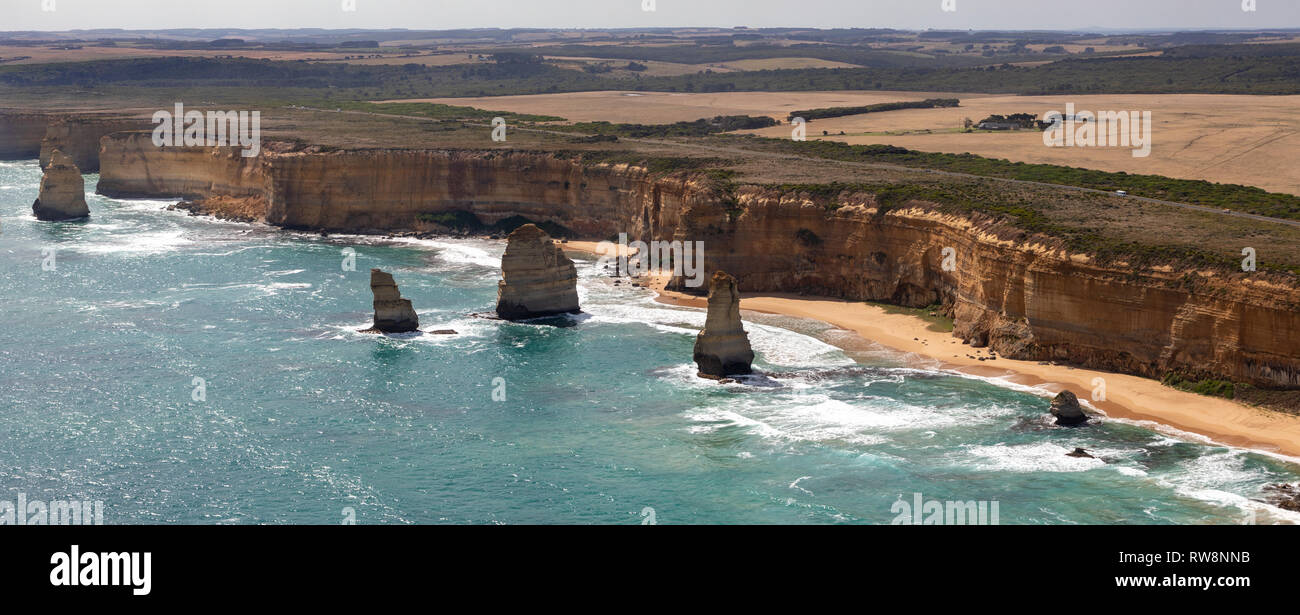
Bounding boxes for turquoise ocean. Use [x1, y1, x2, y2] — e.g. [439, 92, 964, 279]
[2, 159, 1298, 524]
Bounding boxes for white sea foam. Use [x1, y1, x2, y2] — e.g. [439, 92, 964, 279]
[172, 281, 312, 298]
[102, 198, 179, 212]
[1107, 416, 1300, 465]
[962, 442, 1107, 473]
[583, 289, 855, 369]
[70, 230, 193, 255]
[389, 237, 502, 270]
[325, 313, 494, 343]
[1173, 450, 1259, 488]
[685, 388, 986, 447]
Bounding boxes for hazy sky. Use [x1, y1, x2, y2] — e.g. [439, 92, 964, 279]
[5, 0, 1298, 32]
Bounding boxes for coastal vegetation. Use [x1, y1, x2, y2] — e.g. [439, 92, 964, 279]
[729, 137, 1300, 222]
[757, 180, 1300, 276]
[329, 101, 565, 123]
[869, 302, 955, 333]
[787, 98, 960, 122]
[554, 115, 779, 138]
[1162, 373, 1237, 399]
[6, 40, 1300, 99]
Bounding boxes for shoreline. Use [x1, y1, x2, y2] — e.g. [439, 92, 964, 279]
[562, 241, 1300, 459]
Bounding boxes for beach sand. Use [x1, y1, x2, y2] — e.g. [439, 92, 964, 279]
[561, 242, 1300, 457]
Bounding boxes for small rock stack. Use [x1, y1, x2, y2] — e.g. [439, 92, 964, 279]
[32, 149, 89, 221]
[1050, 391, 1089, 426]
[693, 271, 755, 379]
[359, 269, 420, 333]
[495, 224, 581, 320]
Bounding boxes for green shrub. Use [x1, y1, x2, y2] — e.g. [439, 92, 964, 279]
[1162, 373, 1236, 399]
[788, 98, 959, 122]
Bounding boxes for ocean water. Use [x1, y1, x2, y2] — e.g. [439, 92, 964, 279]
[2, 158, 1299, 525]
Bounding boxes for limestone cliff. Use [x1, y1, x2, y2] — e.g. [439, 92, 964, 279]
[683, 186, 1300, 390]
[0, 111, 51, 159]
[32, 150, 89, 221]
[40, 117, 151, 172]
[694, 271, 756, 378]
[496, 223, 581, 320]
[97, 132, 271, 209]
[359, 269, 419, 333]
[92, 136, 1300, 391]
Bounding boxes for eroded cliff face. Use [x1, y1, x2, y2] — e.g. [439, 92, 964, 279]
[258, 149, 702, 235]
[40, 117, 152, 172]
[94, 136, 1300, 390]
[679, 187, 1300, 390]
[0, 112, 51, 160]
[97, 132, 271, 208]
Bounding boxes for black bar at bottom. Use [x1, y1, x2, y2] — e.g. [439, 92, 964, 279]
[1, 525, 1286, 603]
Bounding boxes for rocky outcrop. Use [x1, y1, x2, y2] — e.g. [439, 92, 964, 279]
[1066, 447, 1095, 459]
[1261, 483, 1300, 512]
[32, 150, 89, 221]
[359, 269, 419, 333]
[1050, 391, 1089, 426]
[495, 224, 581, 320]
[694, 271, 756, 379]
[91, 137, 1300, 392]
[40, 117, 150, 172]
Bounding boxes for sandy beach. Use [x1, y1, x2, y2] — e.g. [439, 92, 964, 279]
[563, 241, 1300, 458]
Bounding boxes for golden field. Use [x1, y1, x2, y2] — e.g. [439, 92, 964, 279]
[390, 90, 1300, 195]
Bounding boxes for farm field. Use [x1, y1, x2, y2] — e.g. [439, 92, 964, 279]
[394, 90, 1300, 195]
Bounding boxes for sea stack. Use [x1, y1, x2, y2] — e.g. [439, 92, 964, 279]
[693, 271, 755, 379]
[360, 269, 420, 333]
[495, 223, 580, 320]
[31, 149, 89, 221]
[1050, 391, 1089, 426]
